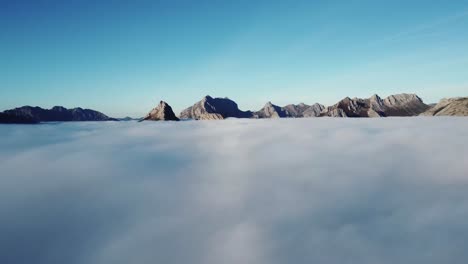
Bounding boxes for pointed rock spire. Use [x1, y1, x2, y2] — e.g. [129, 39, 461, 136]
[143, 101, 179, 121]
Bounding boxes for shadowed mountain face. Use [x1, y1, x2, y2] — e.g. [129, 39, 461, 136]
[322, 94, 430, 117]
[180, 96, 253, 120]
[0, 112, 38, 124]
[1, 106, 115, 123]
[143, 101, 179, 121]
[421, 97, 468, 116]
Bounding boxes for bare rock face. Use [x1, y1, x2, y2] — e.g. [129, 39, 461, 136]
[323, 108, 348, 117]
[198, 113, 224, 120]
[283, 103, 310, 117]
[321, 93, 429, 117]
[180, 96, 252, 120]
[302, 103, 326, 117]
[420, 97, 468, 116]
[255, 102, 325, 118]
[369, 94, 386, 113]
[254, 102, 290, 118]
[382, 93, 430, 116]
[321, 97, 385, 117]
[143, 101, 179, 121]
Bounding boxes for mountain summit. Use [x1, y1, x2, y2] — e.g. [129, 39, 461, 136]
[254, 102, 289, 118]
[180, 96, 253, 120]
[142, 101, 179, 121]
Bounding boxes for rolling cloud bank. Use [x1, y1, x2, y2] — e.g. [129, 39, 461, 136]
[1, 118, 468, 264]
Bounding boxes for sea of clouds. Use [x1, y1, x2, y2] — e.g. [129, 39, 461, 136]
[1, 118, 468, 264]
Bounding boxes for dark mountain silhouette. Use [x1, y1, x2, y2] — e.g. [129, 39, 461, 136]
[0, 112, 38, 124]
[1, 106, 116, 123]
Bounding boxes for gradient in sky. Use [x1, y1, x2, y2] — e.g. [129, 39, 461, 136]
[1, 0, 468, 117]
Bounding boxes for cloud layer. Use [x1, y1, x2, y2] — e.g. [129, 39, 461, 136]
[1, 118, 468, 264]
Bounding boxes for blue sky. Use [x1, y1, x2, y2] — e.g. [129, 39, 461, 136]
[1, 0, 468, 117]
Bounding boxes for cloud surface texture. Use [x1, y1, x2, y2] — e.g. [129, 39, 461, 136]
[1, 118, 468, 264]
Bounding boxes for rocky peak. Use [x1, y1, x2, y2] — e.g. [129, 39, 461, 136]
[369, 94, 383, 103]
[262, 101, 274, 108]
[302, 103, 326, 117]
[52, 106, 68, 112]
[254, 102, 289, 118]
[369, 94, 385, 112]
[321, 96, 384, 118]
[201, 95, 213, 102]
[180, 96, 252, 120]
[143, 101, 179, 121]
[382, 93, 429, 116]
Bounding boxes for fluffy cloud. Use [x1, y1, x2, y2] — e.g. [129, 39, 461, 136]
[1, 118, 468, 264]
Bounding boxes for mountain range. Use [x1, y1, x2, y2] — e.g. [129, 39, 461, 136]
[1, 94, 467, 124]
[320, 94, 431, 117]
[0, 106, 116, 124]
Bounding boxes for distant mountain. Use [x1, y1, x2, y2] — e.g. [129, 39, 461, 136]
[254, 102, 325, 118]
[382, 94, 430, 116]
[178, 93, 431, 120]
[282, 103, 311, 117]
[420, 97, 468, 116]
[180, 96, 252, 120]
[0, 112, 38, 124]
[1, 106, 116, 123]
[302, 103, 326, 117]
[117, 117, 138, 121]
[321, 96, 384, 117]
[254, 102, 290, 118]
[141, 101, 179, 121]
[321, 94, 429, 117]
[3, 93, 460, 124]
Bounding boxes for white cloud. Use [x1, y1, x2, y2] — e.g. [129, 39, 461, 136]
[0, 118, 468, 264]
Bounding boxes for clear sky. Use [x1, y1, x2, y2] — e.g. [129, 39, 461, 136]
[1, 0, 468, 117]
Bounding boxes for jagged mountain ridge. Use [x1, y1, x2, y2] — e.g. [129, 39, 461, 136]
[3, 93, 465, 124]
[254, 102, 325, 118]
[163, 93, 437, 121]
[321, 93, 430, 117]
